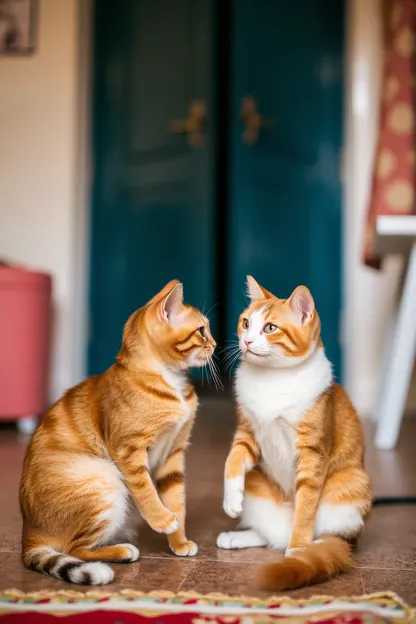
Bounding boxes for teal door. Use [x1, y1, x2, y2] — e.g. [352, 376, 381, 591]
[89, 0, 216, 374]
[228, 0, 344, 378]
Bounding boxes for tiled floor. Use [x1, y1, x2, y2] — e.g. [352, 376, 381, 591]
[0, 398, 415, 603]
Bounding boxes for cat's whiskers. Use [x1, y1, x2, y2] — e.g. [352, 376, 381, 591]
[223, 344, 241, 358]
[224, 348, 242, 375]
[222, 345, 240, 358]
[223, 351, 241, 371]
[206, 356, 224, 392]
[213, 356, 224, 390]
[203, 302, 219, 319]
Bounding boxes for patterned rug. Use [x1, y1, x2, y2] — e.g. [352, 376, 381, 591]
[0, 590, 414, 623]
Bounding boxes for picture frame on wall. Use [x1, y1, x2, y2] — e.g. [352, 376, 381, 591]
[0, 0, 38, 55]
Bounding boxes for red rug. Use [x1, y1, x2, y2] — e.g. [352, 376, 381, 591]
[0, 590, 413, 623]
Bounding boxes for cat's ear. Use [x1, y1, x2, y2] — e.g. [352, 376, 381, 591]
[246, 275, 274, 302]
[289, 286, 315, 325]
[160, 282, 184, 324]
[147, 279, 181, 306]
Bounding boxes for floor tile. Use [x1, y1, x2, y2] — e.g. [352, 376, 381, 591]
[0, 552, 195, 593]
[358, 506, 416, 570]
[360, 568, 416, 605]
[1, 399, 416, 601]
[179, 561, 365, 599]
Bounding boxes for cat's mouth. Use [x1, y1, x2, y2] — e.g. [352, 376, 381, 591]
[246, 348, 268, 358]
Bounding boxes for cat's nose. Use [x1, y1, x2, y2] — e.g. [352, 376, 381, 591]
[245, 338, 253, 346]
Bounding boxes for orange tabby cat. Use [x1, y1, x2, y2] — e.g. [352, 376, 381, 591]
[20, 280, 216, 585]
[217, 276, 372, 590]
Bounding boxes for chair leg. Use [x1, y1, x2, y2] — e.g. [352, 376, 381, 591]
[375, 242, 416, 449]
[372, 317, 395, 422]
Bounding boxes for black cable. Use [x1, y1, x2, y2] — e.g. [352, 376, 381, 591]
[372, 496, 416, 506]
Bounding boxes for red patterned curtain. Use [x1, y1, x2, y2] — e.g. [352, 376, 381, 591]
[364, 0, 416, 268]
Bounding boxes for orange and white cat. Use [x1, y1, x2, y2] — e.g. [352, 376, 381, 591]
[217, 276, 372, 590]
[20, 280, 216, 585]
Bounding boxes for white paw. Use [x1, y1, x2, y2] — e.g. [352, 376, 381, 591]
[120, 543, 140, 561]
[69, 562, 114, 585]
[223, 477, 244, 518]
[217, 531, 245, 549]
[217, 532, 233, 549]
[164, 516, 180, 535]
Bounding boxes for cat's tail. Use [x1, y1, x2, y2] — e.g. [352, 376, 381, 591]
[23, 545, 114, 585]
[258, 536, 353, 591]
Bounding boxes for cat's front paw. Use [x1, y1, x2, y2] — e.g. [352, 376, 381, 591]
[286, 538, 324, 557]
[170, 540, 199, 557]
[150, 512, 179, 535]
[285, 545, 305, 557]
[223, 476, 244, 518]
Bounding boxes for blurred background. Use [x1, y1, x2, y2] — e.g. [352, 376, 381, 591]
[0, 0, 415, 424]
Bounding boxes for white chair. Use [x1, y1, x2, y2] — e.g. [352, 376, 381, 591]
[373, 215, 416, 449]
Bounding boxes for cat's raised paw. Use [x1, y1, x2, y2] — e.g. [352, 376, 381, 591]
[151, 512, 179, 535]
[171, 540, 199, 557]
[223, 477, 244, 518]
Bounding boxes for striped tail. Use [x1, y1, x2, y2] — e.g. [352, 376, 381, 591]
[259, 536, 353, 591]
[23, 546, 114, 585]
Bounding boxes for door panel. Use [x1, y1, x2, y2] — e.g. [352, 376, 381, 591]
[228, 0, 344, 377]
[89, 0, 216, 375]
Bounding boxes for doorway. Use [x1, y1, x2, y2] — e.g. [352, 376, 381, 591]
[89, 0, 345, 382]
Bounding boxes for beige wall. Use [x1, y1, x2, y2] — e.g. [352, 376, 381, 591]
[0, 0, 82, 401]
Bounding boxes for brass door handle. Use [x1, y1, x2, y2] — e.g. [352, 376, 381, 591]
[169, 100, 207, 148]
[240, 96, 273, 145]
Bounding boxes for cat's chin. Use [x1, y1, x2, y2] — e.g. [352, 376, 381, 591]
[187, 356, 209, 369]
[242, 351, 271, 366]
[191, 361, 206, 369]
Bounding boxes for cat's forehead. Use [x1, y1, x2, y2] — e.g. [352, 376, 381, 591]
[184, 304, 208, 325]
[245, 298, 285, 318]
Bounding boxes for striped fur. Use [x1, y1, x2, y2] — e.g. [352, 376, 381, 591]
[20, 280, 215, 584]
[218, 277, 372, 591]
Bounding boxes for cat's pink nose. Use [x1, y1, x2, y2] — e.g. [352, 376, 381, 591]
[245, 338, 253, 346]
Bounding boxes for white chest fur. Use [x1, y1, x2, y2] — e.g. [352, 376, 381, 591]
[235, 348, 332, 494]
[157, 365, 188, 405]
[148, 363, 191, 472]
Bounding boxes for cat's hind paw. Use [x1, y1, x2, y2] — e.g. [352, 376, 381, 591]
[217, 530, 266, 550]
[217, 531, 238, 549]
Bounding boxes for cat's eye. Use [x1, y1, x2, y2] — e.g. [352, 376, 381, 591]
[198, 326, 206, 337]
[242, 318, 249, 330]
[264, 323, 277, 334]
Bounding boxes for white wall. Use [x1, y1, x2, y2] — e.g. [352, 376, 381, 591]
[343, 0, 410, 416]
[0, 0, 83, 401]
